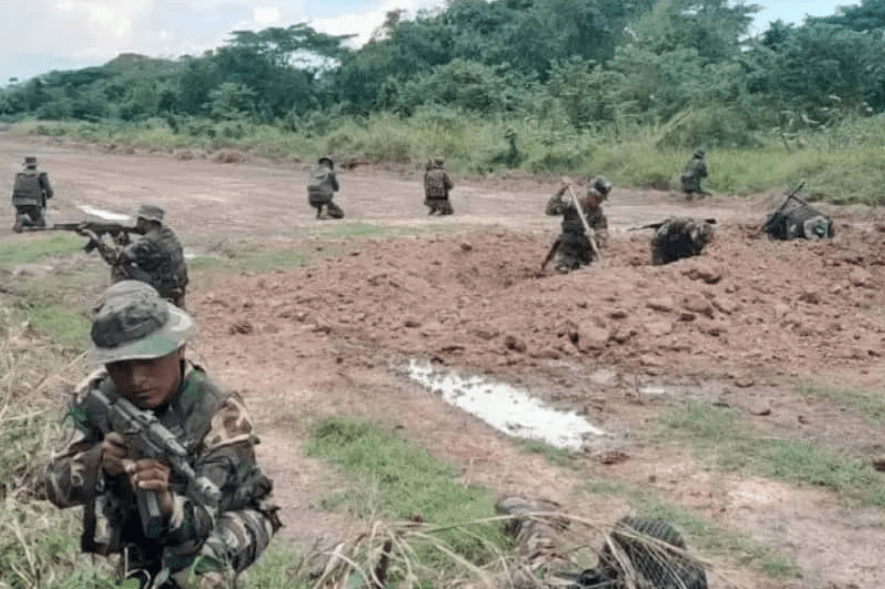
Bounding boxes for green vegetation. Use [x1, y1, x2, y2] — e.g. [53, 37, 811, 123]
[305, 416, 509, 571]
[4, 0, 885, 202]
[585, 480, 798, 578]
[798, 381, 885, 425]
[660, 402, 885, 508]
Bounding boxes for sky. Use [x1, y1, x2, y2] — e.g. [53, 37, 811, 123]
[0, 0, 852, 85]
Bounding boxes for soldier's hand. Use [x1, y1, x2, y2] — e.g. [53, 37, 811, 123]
[126, 459, 174, 517]
[101, 432, 129, 476]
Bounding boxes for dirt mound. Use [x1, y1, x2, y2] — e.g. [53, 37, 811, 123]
[196, 223, 885, 381]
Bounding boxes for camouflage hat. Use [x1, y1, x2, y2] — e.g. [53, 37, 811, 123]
[24, 156, 37, 168]
[433, 157, 445, 166]
[137, 204, 165, 223]
[92, 280, 160, 315]
[90, 287, 195, 365]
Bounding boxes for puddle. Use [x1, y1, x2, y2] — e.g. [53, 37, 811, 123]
[405, 359, 605, 451]
[75, 204, 132, 222]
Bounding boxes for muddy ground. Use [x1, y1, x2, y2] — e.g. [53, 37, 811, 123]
[2, 135, 884, 589]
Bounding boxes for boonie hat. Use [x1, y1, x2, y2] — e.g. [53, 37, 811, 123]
[90, 286, 195, 364]
[92, 280, 160, 315]
[137, 204, 165, 223]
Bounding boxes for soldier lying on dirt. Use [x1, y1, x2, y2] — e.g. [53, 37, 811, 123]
[646, 217, 716, 266]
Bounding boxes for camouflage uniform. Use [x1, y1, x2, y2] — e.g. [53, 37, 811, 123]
[496, 497, 708, 589]
[97, 205, 189, 308]
[545, 177, 611, 273]
[307, 157, 343, 220]
[680, 150, 708, 198]
[423, 158, 455, 215]
[650, 217, 714, 266]
[11, 156, 53, 232]
[45, 285, 281, 589]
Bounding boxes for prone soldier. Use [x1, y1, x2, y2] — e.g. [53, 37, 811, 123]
[648, 217, 715, 265]
[11, 156, 54, 232]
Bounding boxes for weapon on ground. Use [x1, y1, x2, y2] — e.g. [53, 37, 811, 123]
[566, 185, 601, 261]
[19, 221, 137, 251]
[82, 388, 221, 538]
[760, 181, 806, 236]
[541, 236, 562, 271]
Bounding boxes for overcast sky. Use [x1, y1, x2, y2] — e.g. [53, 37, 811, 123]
[0, 0, 851, 85]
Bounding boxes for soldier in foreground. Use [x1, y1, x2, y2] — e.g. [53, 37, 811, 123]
[423, 157, 455, 215]
[80, 204, 189, 308]
[306, 157, 344, 219]
[11, 156, 54, 232]
[649, 217, 715, 265]
[680, 148, 709, 199]
[544, 176, 612, 273]
[497, 495, 708, 589]
[45, 283, 281, 589]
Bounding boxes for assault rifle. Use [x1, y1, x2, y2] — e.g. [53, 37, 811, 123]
[759, 181, 807, 237]
[20, 221, 137, 252]
[81, 387, 221, 538]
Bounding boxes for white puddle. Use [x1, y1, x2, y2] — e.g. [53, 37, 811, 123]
[406, 359, 605, 451]
[75, 204, 132, 222]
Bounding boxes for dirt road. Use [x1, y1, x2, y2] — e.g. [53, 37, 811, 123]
[3, 134, 884, 589]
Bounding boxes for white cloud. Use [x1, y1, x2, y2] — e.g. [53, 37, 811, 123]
[311, 0, 440, 47]
[253, 6, 281, 25]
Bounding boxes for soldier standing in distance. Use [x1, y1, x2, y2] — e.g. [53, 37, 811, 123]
[45, 283, 281, 589]
[680, 148, 709, 199]
[307, 157, 344, 219]
[11, 156, 54, 232]
[545, 176, 611, 273]
[423, 157, 455, 215]
[79, 204, 189, 309]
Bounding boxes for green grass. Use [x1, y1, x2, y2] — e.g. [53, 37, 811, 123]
[518, 438, 574, 468]
[305, 416, 509, 570]
[0, 234, 85, 268]
[585, 479, 798, 579]
[660, 402, 885, 509]
[798, 381, 885, 425]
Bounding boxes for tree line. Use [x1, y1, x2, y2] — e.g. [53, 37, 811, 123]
[2, 0, 885, 148]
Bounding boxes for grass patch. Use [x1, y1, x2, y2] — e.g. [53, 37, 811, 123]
[0, 234, 85, 269]
[798, 381, 885, 425]
[518, 438, 574, 468]
[585, 480, 798, 579]
[660, 402, 885, 509]
[305, 416, 509, 572]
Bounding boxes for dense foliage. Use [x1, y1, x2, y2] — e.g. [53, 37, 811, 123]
[2, 0, 885, 152]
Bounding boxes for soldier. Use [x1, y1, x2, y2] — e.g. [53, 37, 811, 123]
[496, 495, 708, 589]
[11, 156, 54, 232]
[45, 284, 281, 589]
[650, 217, 715, 265]
[307, 157, 344, 220]
[680, 148, 709, 199]
[80, 204, 189, 309]
[423, 157, 455, 215]
[544, 176, 612, 273]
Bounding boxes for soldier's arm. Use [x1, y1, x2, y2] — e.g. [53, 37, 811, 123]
[39, 173, 54, 198]
[444, 171, 454, 190]
[330, 172, 340, 192]
[159, 394, 274, 547]
[545, 186, 569, 216]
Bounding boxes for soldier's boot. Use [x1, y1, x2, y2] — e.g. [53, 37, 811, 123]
[315, 205, 326, 220]
[496, 495, 573, 574]
[326, 202, 344, 219]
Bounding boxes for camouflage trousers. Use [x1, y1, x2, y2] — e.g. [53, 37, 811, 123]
[122, 508, 275, 589]
[312, 200, 344, 220]
[13, 205, 46, 232]
[424, 197, 453, 215]
[554, 231, 594, 273]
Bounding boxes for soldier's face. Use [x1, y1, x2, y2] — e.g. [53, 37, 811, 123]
[106, 348, 184, 409]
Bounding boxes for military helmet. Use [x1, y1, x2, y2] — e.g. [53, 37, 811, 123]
[90, 284, 195, 365]
[318, 156, 334, 169]
[23, 156, 37, 169]
[695, 147, 705, 158]
[433, 157, 445, 167]
[592, 176, 612, 197]
[137, 203, 165, 224]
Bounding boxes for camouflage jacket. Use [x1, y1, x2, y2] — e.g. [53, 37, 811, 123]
[424, 167, 454, 199]
[307, 165, 339, 200]
[112, 226, 189, 300]
[545, 186, 608, 236]
[11, 171, 53, 207]
[45, 362, 279, 557]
